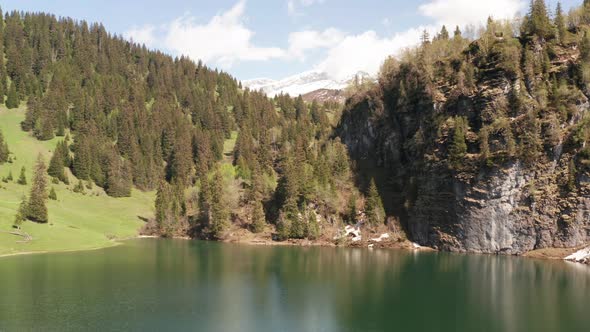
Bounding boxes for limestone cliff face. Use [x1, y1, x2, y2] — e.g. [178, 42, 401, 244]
[337, 41, 590, 254]
[339, 98, 590, 253]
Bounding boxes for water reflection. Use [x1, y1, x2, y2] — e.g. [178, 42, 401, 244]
[0, 239, 589, 332]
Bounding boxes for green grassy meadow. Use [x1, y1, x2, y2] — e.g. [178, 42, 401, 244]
[0, 105, 155, 256]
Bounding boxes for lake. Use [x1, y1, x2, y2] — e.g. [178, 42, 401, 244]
[1, 239, 589, 332]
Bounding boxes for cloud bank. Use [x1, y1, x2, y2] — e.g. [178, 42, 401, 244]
[124, 0, 527, 79]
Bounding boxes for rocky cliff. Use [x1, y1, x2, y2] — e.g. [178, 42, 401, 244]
[337, 32, 590, 254]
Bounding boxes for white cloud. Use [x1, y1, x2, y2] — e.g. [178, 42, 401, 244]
[124, 25, 156, 47]
[163, 0, 285, 68]
[314, 27, 432, 80]
[308, 0, 526, 80]
[288, 0, 325, 16]
[419, 0, 525, 27]
[287, 28, 344, 60]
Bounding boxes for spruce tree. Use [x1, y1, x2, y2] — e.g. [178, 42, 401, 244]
[453, 26, 462, 39]
[27, 155, 48, 223]
[0, 129, 10, 163]
[524, 0, 554, 40]
[346, 194, 357, 224]
[13, 196, 28, 228]
[48, 141, 66, 182]
[307, 212, 320, 240]
[251, 200, 266, 233]
[439, 25, 449, 40]
[17, 166, 26, 185]
[449, 117, 468, 168]
[365, 178, 385, 226]
[208, 169, 229, 238]
[5, 83, 18, 109]
[49, 187, 57, 200]
[555, 2, 566, 44]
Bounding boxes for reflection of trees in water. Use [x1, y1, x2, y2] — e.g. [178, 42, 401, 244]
[2, 239, 590, 331]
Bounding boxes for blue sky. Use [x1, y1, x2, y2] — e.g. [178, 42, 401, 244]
[0, 0, 581, 80]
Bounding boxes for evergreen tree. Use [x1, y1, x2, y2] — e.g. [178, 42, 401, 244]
[49, 187, 57, 200]
[72, 139, 91, 180]
[523, 0, 554, 40]
[208, 169, 229, 238]
[421, 30, 430, 45]
[365, 178, 385, 226]
[346, 194, 357, 224]
[0, 129, 10, 163]
[13, 196, 28, 228]
[73, 180, 85, 193]
[453, 26, 462, 39]
[251, 200, 266, 233]
[307, 212, 320, 240]
[27, 155, 48, 223]
[439, 25, 449, 40]
[17, 166, 26, 185]
[555, 2, 566, 43]
[5, 83, 18, 109]
[48, 141, 67, 182]
[449, 117, 468, 168]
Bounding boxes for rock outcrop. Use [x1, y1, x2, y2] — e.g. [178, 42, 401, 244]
[337, 37, 590, 254]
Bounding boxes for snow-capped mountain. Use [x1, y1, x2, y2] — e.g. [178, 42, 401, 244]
[243, 70, 371, 97]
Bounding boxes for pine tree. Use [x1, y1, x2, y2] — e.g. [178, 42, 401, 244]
[449, 117, 468, 168]
[13, 196, 28, 228]
[48, 142, 66, 182]
[7, 170, 13, 182]
[346, 194, 357, 224]
[5, 83, 18, 109]
[365, 178, 385, 226]
[0, 129, 10, 163]
[208, 169, 229, 238]
[72, 139, 91, 180]
[73, 180, 85, 193]
[307, 211, 320, 240]
[421, 30, 430, 45]
[524, 0, 554, 40]
[251, 200, 266, 233]
[154, 180, 184, 236]
[453, 26, 462, 39]
[49, 187, 57, 200]
[555, 2, 566, 44]
[17, 166, 27, 185]
[439, 25, 449, 40]
[27, 155, 48, 223]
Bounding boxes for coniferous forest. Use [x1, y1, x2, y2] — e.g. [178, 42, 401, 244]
[0, 7, 358, 241]
[5, 0, 590, 251]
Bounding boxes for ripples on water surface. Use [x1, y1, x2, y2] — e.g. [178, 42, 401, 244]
[1, 239, 589, 331]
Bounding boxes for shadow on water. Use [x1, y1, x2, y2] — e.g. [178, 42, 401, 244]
[1, 239, 589, 332]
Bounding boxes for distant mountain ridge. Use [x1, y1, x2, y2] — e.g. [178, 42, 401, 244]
[243, 70, 371, 98]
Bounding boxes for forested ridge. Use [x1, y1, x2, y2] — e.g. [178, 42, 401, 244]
[8, 0, 590, 251]
[0, 7, 361, 241]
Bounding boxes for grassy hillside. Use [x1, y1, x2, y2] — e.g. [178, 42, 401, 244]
[0, 105, 155, 256]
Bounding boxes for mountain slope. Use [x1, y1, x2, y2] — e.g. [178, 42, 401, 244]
[0, 106, 154, 256]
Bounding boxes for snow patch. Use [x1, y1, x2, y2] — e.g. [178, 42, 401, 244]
[565, 247, 590, 264]
[243, 70, 371, 97]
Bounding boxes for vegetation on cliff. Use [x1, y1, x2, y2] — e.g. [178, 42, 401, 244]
[338, 0, 590, 252]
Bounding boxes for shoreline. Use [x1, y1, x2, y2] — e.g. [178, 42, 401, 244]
[1, 233, 588, 265]
[0, 241, 124, 259]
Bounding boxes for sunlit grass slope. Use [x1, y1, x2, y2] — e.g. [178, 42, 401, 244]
[0, 105, 155, 256]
